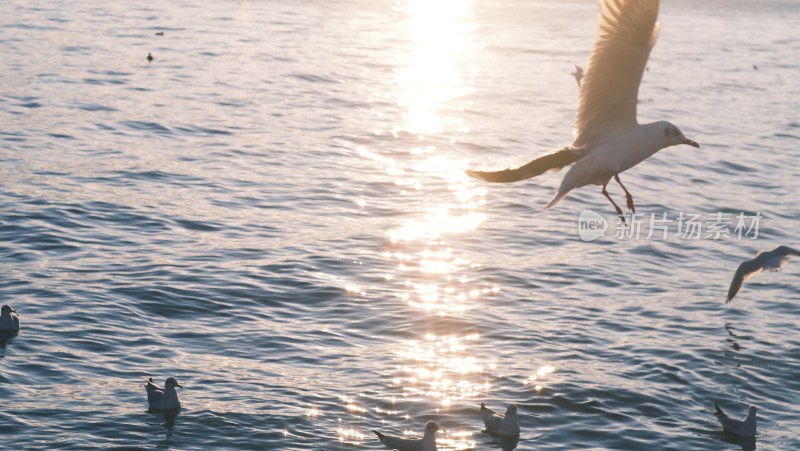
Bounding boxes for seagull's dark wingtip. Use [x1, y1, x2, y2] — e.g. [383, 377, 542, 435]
[465, 169, 487, 181]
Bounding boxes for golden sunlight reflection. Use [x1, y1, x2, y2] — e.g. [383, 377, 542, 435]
[381, 151, 491, 315]
[348, 3, 495, 445]
[393, 333, 490, 408]
[393, 0, 477, 136]
[337, 423, 366, 445]
[526, 364, 557, 393]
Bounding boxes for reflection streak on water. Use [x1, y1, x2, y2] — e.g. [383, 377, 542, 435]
[354, 1, 483, 448]
[388, 2, 488, 437]
[396, 333, 488, 406]
[394, 0, 476, 136]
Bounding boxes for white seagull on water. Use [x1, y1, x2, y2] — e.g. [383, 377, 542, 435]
[714, 403, 757, 438]
[0, 305, 20, 332]
[481, 402, 520, 438]
[372, 420, 444, 451]
[145, 377, 183, 411]
[466, 0, 699, 219]
[726, 245, 799, 302]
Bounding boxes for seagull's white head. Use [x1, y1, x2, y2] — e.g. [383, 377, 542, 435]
[506, 403, 518, 416]
[1, 305, 15, 315]
[165, 377, 183, 389]
[425, 421, 445, 434]
[659, 121, 699, 148]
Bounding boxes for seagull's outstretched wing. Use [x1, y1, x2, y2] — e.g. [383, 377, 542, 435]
[726, 257, 764, 303]
[573, 0, 660, 151]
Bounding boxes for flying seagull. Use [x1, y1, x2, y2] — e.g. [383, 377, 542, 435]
[466, 0, 699, 219]
[145, 377, 183, 411]
[571, 65, 584, 87]
[372, 421, 444, 451]
[714, 403, 757, 438]
[726, 245, 799, 302]
[0, 305, 20, 332]
[481, 402, 520, 438]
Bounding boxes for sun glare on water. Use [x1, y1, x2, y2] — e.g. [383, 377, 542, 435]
[394, 0, 477, 136]
[350, 1, 488, 448]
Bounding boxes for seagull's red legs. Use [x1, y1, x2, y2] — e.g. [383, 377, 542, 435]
[614, 174, 635, 213]
[602, 181, 625, 222]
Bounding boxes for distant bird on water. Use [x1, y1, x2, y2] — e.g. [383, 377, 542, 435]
[571, 65, 584, 87]
[0, 305, 20, 332]
[466, 0, 699, 220]
[714, 403, 757, 438]
[726, 245, 799, 302]
[480, 402, 520, 438]
[155, 31, 164, 36]
[372, 421, 444, 451]
[145, 377, 182, 410]
[147, 52, 154, 63]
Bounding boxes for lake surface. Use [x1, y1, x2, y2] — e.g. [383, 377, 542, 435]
[1, 0, 799, 449]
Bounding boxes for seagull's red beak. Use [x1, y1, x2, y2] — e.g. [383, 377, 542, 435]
[683, 138, 699, 148]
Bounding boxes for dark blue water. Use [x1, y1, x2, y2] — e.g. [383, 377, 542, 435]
[1, 0, 799, 449]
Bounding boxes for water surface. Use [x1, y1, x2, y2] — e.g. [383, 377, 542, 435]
[1, 0, 799, 449]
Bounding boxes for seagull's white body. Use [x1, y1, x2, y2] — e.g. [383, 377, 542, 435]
[481, 403, 519, 438]
[715, 403, 757, 438]
[0, 305, 20, 332]
[145, 377, 182, 411]
[546, 122, 673, 208]
[373, 421, 443, 451]
[727, 245, 799, 302]
[481, 403, 520, 438]
[467, 0, 699, 217]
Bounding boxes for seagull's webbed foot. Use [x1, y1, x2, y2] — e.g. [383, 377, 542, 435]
[614, 174, 635, 213]
[602, 184, 626, 223]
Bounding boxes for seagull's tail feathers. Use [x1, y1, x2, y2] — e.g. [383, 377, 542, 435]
[372, 430, 385, 440]
[544, 188, 572, 209]
[467, 147, 580, 183]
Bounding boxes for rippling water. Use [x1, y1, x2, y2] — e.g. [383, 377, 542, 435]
[1, 0, 799, 449]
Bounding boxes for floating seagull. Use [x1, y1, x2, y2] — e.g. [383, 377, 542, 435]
[727, 245, 799, 302]
[147, 52, 154, 63]
[714, 403, 757, 438]
[0, 305, 20, 332]
[571, 65, 584, 87]
[481, 403, 520, 438]
[145, 377, 182, 411]
[372, 420, 444, 451]
[466, 0, 699, 220]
